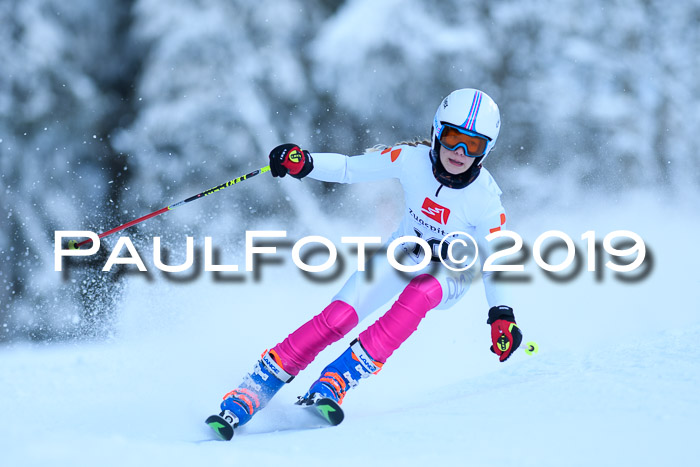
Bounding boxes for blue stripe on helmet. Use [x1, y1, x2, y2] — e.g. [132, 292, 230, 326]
[462, 92, 479, 130]
[467, 92, 482, 131]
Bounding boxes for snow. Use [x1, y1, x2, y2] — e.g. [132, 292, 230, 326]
[1, 192, 698, 466]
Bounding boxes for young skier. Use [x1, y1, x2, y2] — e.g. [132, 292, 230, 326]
[207, 88, 523, 438]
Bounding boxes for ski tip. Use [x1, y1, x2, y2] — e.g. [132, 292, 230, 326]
[205, 414, 235, 441]
[314, 398, 345, 426]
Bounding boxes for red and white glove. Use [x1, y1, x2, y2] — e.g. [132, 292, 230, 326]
[268, 143, 314, 179]
[487, 306, 523, 362]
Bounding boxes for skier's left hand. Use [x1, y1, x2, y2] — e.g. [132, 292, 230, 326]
[487, 306, 522, 362]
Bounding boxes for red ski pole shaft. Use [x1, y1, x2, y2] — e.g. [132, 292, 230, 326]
[72, 165, 271, 249]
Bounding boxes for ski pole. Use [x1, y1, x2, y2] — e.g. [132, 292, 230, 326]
[523, 340, 538, 355]
[69, 165, 271, 250]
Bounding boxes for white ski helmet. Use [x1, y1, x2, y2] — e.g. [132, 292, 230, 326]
[429, 88, 501, 188]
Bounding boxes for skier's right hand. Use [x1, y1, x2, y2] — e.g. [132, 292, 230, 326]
[269, 143, 314, 179]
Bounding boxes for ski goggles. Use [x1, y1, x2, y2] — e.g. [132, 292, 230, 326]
[438, 123, 490, 157]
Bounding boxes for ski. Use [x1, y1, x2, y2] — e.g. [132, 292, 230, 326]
[296, 394, 345, 426]
[205, 396, 342, 441]
[205, 411, 238, 441]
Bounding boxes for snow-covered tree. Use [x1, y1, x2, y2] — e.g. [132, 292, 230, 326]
[1, 0, 697, 342]
[0, 0, 140, 341]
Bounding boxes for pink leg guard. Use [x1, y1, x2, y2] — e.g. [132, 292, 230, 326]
[272, 300, 358, 375]
[359, 274, 442, 363]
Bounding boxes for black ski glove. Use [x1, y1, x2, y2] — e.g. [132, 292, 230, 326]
[487, 306, 522, 362]
[268, 143, 314, 179]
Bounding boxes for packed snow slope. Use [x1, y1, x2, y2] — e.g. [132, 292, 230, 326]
[1, 191, 699, 467]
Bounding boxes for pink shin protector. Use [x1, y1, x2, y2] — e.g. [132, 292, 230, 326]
[272, 301, 358, 375]
[359, 274, 442, 363]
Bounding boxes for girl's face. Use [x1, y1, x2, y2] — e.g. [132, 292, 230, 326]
[439, 144, 476, 175]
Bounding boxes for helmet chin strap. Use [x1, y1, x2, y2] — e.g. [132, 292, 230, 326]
[429, 147, 483, 189]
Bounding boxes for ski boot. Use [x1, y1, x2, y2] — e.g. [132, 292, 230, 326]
[296, 339, 382, 425]
[207, 349, 294, 439]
